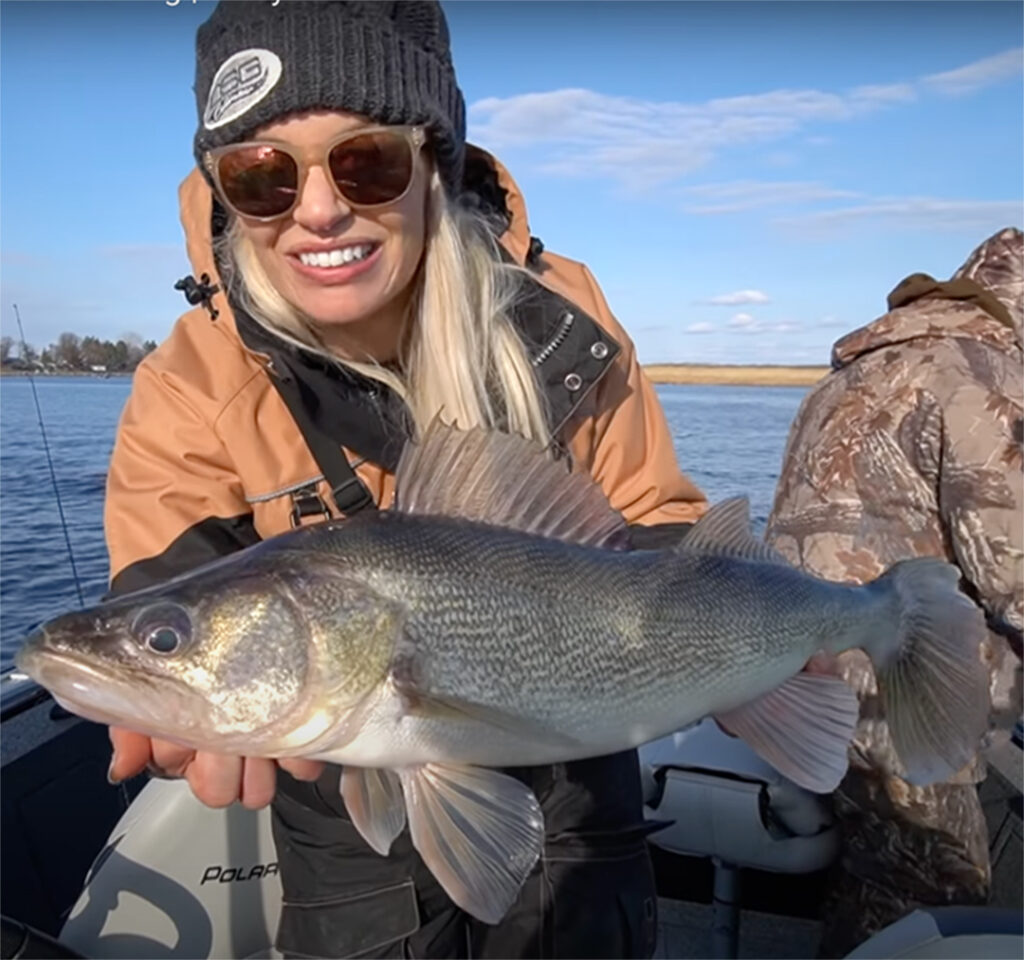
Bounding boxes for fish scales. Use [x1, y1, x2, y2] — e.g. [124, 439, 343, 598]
[302, 511, 885, 764]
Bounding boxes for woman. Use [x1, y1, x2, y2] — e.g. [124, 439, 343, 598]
[107, 2, 707, 957]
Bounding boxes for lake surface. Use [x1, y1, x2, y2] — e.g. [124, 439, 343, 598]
[0, 376, 809, 668]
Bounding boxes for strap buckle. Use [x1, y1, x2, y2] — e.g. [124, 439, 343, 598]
[289, 488, 332, 529]
[330, 476, 375, 515]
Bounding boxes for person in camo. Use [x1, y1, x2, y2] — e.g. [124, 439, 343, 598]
[767, 226, 1023, 958]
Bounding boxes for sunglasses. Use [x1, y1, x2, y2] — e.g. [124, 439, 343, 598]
[205, 125, 427, 221]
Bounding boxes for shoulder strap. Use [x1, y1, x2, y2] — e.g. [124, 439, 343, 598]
[269, 362, 377, 517]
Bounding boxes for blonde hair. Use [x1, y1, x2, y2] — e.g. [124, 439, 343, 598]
[219, 170, 550, 445]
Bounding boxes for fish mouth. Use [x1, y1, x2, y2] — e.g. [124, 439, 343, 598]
[15, 640, 186, 732]
[15, 639, 311, 755]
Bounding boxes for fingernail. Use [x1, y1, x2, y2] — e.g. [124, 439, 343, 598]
[107, 759, 122, 785]
[145, 762, 179, 781]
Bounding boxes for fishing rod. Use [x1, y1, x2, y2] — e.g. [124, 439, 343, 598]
[12, 304, 86, 608]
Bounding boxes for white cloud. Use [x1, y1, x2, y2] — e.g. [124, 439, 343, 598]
[776, 197, 1024, 233]
[702, 290, 771, 306]
[923, 48, 1023, 96]
[848, 83, 917, 107]
[723, 314, 802, 335]
[683, 180, 862, 214]
[763, 150, 799, 168]
[469, 81, 903, 185]
[685, 322, 715, 334]
[539, 137, 713, 184]
[728, 312, 757, 327]
[701, 89, 852, 121]
[467, 48, 1020, 188]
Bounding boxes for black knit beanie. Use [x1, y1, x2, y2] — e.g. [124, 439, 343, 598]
[193, 0, 466, 195]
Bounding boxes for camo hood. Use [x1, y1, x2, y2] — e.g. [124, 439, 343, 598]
[833, 227, 1023, 368]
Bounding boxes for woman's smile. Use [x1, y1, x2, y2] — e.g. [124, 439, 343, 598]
[288, 240, 383, 284]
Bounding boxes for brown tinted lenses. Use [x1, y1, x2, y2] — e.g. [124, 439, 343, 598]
[216, 131, 416, 218]
[328, 130, 415, 206]
[217, 145, 299, 218]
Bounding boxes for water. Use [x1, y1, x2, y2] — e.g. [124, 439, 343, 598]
[1, 376, 131, 668]
[0, 378, 809, 669]
[658, 384, 809, 529]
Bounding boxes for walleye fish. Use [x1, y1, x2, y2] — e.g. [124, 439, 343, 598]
[16, 422, 988, 924]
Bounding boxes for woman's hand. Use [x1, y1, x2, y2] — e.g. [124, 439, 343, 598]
[108, 727, 324, 810]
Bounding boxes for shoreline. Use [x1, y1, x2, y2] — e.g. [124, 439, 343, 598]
[643, 364, 830, 387]
[2, 366, 832, 388]
[0, 370, 133, 379]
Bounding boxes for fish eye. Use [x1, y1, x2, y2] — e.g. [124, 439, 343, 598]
[131, 604, 192, 656]
[146, 626, 182, 655]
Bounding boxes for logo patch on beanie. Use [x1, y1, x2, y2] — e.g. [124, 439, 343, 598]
[203, 49, 283, 130]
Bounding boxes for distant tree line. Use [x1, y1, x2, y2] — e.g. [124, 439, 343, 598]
[0, 332, 158, 372]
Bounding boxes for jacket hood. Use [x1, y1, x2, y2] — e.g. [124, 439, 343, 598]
[175, 143, 537, 349]
[832, 227, 1023, 369]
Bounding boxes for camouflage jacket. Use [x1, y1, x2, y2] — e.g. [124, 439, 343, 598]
[767, 228, 1023, 783]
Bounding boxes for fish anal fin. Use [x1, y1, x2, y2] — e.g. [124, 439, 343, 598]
[400, 763, 544, 924]
[713, 672, 859, 793]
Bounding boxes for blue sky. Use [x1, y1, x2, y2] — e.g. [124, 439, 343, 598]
[2, 0, 1021, 365]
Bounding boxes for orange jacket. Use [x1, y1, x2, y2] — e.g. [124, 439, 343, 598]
[105, 150, 706, 592]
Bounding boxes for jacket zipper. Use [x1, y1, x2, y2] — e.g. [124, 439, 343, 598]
[532, 311, 575, 367]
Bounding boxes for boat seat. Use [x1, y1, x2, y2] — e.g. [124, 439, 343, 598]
[639, 718, 840, 958]
[843, 906, 1023, 959]
[640, 718, 839, 868]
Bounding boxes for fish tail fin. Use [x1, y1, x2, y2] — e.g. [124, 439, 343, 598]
[869, 557, 989, 785]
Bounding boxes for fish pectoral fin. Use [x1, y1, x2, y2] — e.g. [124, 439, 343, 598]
[409, 691, 584, 751]
[340, 766, 407, 856]
[713, 672, 858, 794]
[399, 763, 544, 925]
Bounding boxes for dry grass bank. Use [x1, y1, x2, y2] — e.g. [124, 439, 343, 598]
[644, 364, 830, 387]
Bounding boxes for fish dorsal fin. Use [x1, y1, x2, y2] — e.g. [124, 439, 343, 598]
[679, 496, 788, 564]
[394, 419, 630, 550]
